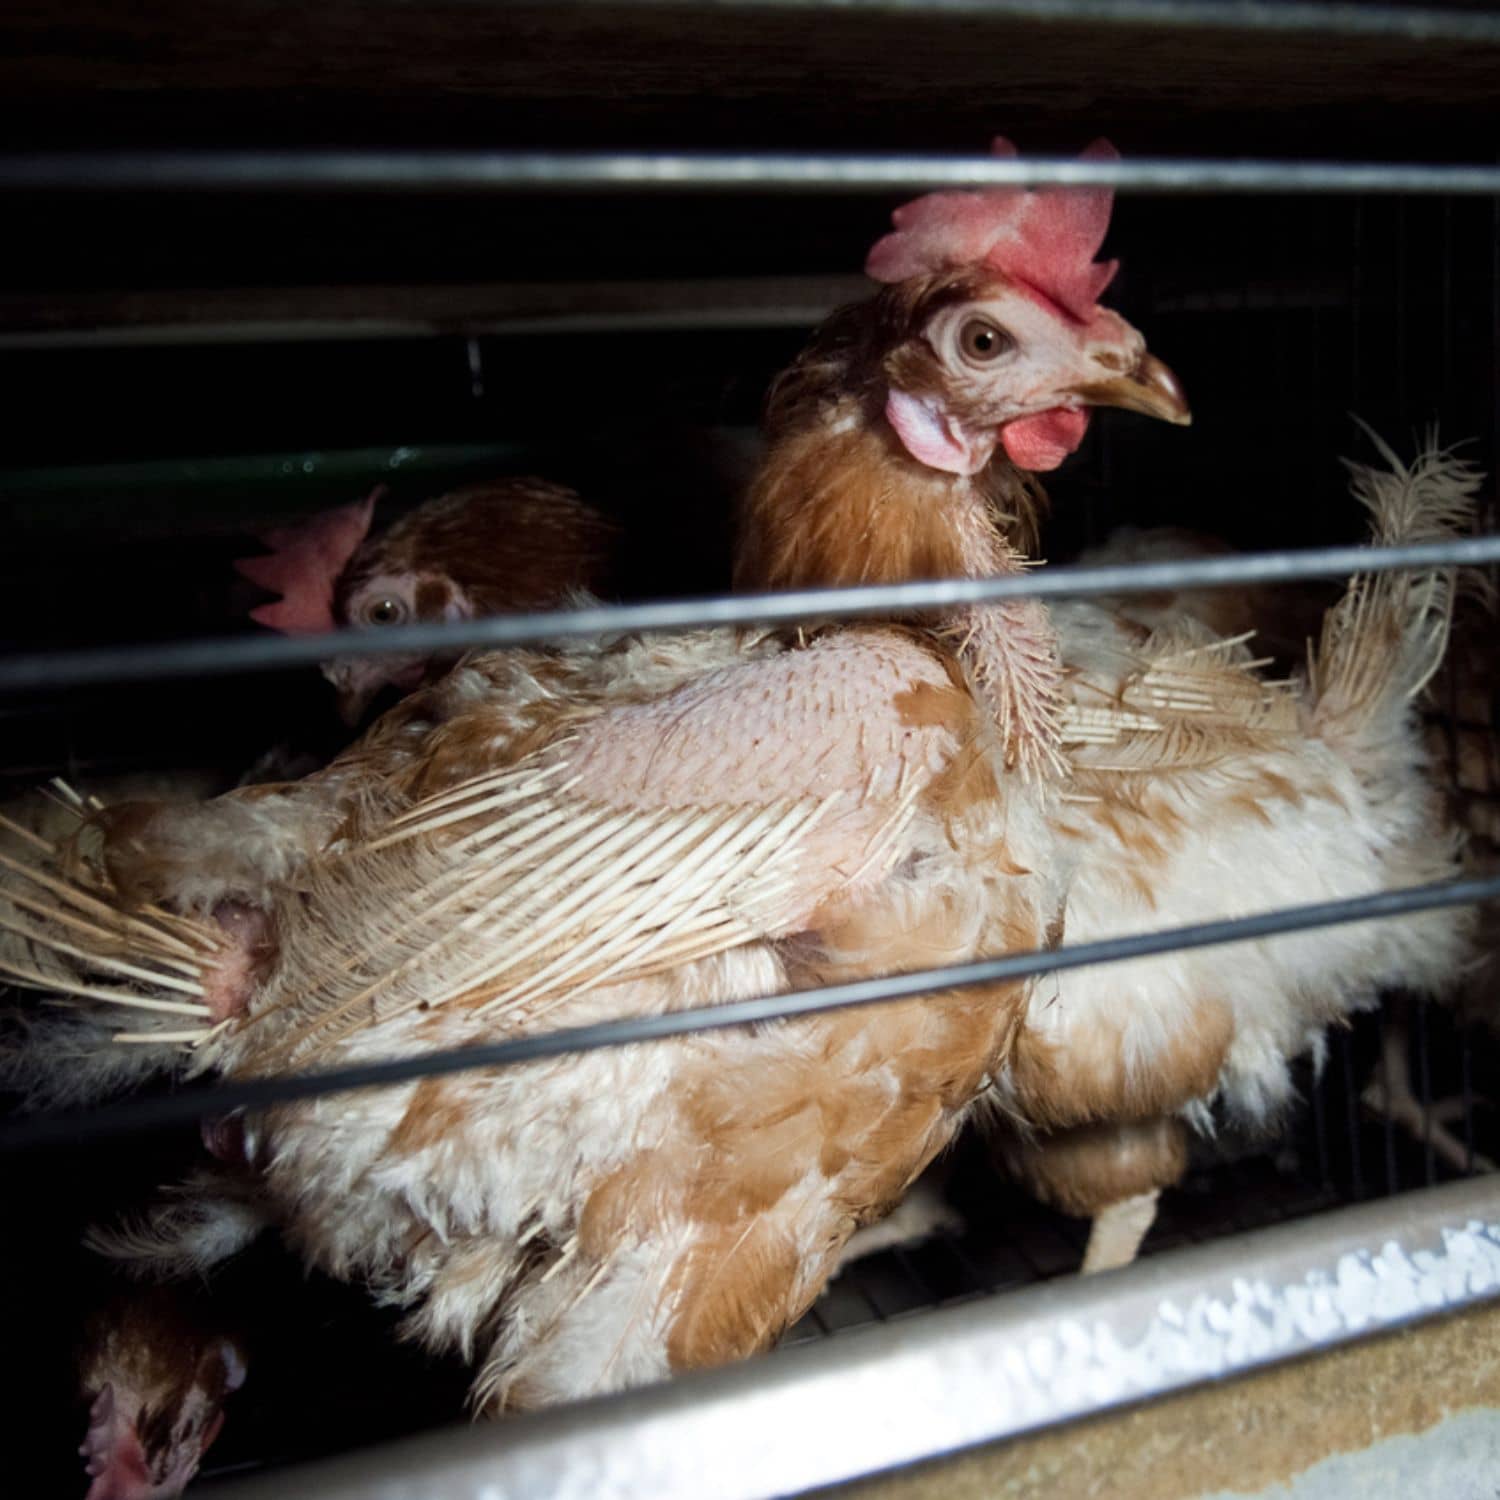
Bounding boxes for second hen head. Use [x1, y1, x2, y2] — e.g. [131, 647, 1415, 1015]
[78, 1288, 246, 1500]
[236, 477, 618, 725]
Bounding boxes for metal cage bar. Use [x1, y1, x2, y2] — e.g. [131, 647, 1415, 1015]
[6, 151, 1500, 197]
[6, 874, 1498, 1151]
[0, 534, 1497, 693]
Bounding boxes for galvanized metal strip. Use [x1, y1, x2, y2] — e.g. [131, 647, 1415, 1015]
[207, 1177, 1500, 1499]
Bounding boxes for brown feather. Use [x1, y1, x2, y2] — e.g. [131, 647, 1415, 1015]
[336, 479, 619, 621]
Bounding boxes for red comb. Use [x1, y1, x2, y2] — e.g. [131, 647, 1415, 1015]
[233, 489, 380, 635]
[865, 137, 1120, 321]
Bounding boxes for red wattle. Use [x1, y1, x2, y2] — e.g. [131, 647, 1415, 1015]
[999, 408, 1091, 471]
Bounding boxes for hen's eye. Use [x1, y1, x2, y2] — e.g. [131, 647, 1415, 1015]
[363, 597, 408, 626]
[958, 318, 1012, 364]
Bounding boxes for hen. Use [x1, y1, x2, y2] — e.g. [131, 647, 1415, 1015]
[1362, 583, 1500, 1175]
[235, 477, 618, 724]
[1080, 520, 1492, 1199]
[733, 139, 1477, 1270]
[0, 486, 622, 1493]
[75, 1287, 246, 1500]
[5, 480, 623, 1112]
[0, 138, 1472, 1411]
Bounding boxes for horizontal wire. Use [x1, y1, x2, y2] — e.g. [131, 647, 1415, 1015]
[583, 0, 1500, 44]
[5, 152, 1500, 198]
[3, 873, 1496, 1153]
[1, 532, 1497, 694]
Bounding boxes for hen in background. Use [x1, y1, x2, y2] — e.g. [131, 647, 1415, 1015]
[1082, 517, 1497, 1184]
[1364, 576, 1500, 1174]
[77, 1288, 245, 1500]
[3, 478, 624, 1494]
[235, 476, 620, 725]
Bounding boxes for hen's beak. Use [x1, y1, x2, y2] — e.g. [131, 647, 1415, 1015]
[334, 683, 378, 728]
[321, 658, 400, 728]
[1073, 352, 1191, 426]
[322, 656, 429, 728]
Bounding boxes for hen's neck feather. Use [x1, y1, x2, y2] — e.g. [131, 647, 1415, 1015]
[738, 293, 1061, 774]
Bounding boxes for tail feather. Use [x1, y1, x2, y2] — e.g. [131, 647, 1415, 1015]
[85, 1169, 271, 1277]
[0, 791, 221, 1103]
[1309, 427, 1485, 756]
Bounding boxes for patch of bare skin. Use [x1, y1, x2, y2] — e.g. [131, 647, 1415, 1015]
[200, 903, 270, 1024]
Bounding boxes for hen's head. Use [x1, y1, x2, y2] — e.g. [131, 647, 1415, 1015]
[78, 1297, 245, 1500]
[862, 137, 1188, 476]
[235, 478, 617, 725]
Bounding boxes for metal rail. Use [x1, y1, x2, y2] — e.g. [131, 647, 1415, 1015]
[206, 1175, 1500, 1500]
[4, 874, 1496, 1151]
[0, 274, 871, 350]
[0, 532, 1495, 693]
[6, 151, 1500, 197]
[588, 0, 1500, 44]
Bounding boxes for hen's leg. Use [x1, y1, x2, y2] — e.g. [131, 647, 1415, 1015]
[988, 1116, 1186, 1274]
[1081, 1190, 1160, 1274]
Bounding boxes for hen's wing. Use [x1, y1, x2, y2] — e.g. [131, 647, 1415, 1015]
[229, 627, 982, 1068]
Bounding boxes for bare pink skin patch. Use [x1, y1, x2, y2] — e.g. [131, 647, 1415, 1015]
[200, 903, 271, 1023]
[999, 408, 1091, 471]
[556, 631, 968, 927]
[563, 633, 957, 813]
